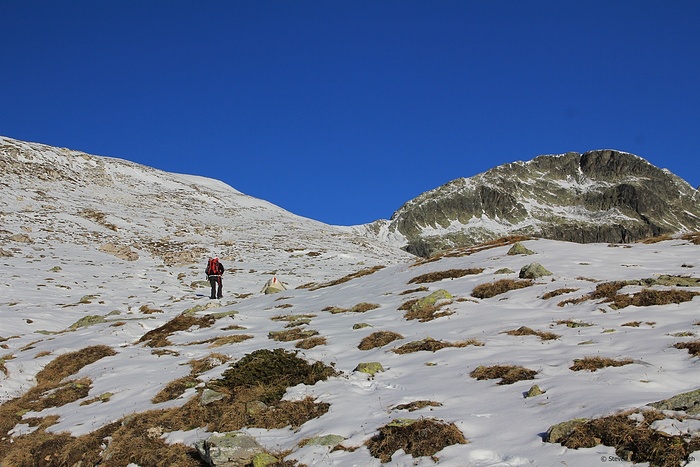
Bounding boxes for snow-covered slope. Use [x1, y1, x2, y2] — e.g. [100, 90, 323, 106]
[2, 137, 700, 466]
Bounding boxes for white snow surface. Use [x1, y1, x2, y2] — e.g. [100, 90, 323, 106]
[2, 136, 700, 466]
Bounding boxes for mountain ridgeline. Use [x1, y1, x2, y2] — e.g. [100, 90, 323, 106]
[374, 150, 700, 257]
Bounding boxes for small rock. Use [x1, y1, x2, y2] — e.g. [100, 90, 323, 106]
[519, 262, 553, 279]
[354, 362, 385, 376]
[507, 242, 535, 255]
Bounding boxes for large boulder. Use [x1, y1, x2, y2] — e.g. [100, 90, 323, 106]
[196, 431, 266, 467]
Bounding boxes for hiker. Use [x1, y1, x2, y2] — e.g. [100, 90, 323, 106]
[205, 257, 224, 299]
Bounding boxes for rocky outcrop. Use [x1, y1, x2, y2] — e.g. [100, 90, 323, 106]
[383, 150, 700, 255]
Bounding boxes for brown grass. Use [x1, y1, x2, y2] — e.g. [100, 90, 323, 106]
[541, 288, 579, 299]
[393, 337, 483, 354]
[559, 281, 699, 309]
[298, 265, 385, 290]
[408, 268, 484, 284]
[412, 235, 533, 265]
[366, 418, 467, 462]
[681, 231, 700, 245]
[295, 336, 327, 349]
[552, 409, 700, 466]
[36, 345, 117, 385]
[0, 349, 337, 465]
[152, 376, 200, 403]
[470, 365, 537, 385]
[323, 303, 380, 314]
[391, 400, 443, 412]
[504, 326, 559, 341]
[137, 314, 216, 347]
[673, 340, 700, 356]
[554, 319, 594, 328]
[471, 279, 533, 299]
[400, 286, 429, 295]
[569, 356, 634, 372]
[269, 328, 319, 342]
[359, 331, 405, 350]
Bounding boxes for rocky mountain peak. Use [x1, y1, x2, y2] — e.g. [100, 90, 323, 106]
[375, 149, 700, 256]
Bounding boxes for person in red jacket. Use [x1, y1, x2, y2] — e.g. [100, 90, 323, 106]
[205, 257, 225, 299]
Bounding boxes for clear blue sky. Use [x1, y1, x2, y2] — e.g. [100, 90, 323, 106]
[2, 1, 699, 225]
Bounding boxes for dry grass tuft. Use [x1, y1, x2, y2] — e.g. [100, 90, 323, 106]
[504, 326, 559, 341]
[638, 234, 673, 244]
[412, 235, 533, 265]
[359, 331, 405, 350]
[554, 319, 594, 328]
[269, 327, 319, 342]
[559, 280, 699, 309]
[393, 337, 483, 354]
[391, 400, 443, 412]
[408, 268, 484, 284]
[541, 288, 579, 299]
[400, 286, 429, 295]
[298, 265, 385, 290]
[470, 364, 537, 385]
[471, 279, 533, 299]
[552, 409, 700, 466]
[366, 418, 467, 462]
[681, 231, 700, 245]
[152, 376, 200, 403]
[295, 336, 327, 349]
[569, 356, 634, 372]
[216, 348, 339, 405]
[137, 314, 216, 347]
[673, 340, 700, 356]
[323, 303, 380, 314]
[36, 345, 116, 385]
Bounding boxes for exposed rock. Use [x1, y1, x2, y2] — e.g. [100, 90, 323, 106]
[546, 418, 589, 443]
[525, 384, 545, 398]
[304, 434, 345, 447]
[507, 242, 535, 255]
[649, 388, 700, 415]
[411, 289, 452, 311]
[201, 388, 226, 406]
[379, 150, 700, 255]
[195, 431, 266, 467]
[354, 362, 385, 376]
[519, 263, 552, 279]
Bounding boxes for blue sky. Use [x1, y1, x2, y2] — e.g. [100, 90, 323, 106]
[2, 1, 699, 226]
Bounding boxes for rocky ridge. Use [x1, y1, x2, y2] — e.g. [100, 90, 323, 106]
[358, 150, 700, 256]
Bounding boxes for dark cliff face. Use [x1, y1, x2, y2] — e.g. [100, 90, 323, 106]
[390, 150, 700, 256]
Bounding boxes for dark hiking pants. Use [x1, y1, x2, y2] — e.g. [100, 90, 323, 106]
[208, 275, 222, 299]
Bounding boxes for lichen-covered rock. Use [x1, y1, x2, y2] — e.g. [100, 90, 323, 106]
[525, 384, 545, 398]
[519, 262, 552, 279]
[507, 242, 535, 255]
[354, 362, 385, 376]
[546, 418, 589, 443]
[195, 431, 265, 467]
[304, 434, 345, 447]
[649, 388, 700, 415]
[411, 289, 452, 311]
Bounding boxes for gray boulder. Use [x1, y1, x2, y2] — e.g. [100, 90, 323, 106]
[519, 262, 553, 279]
[196, 431, 265, 467]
